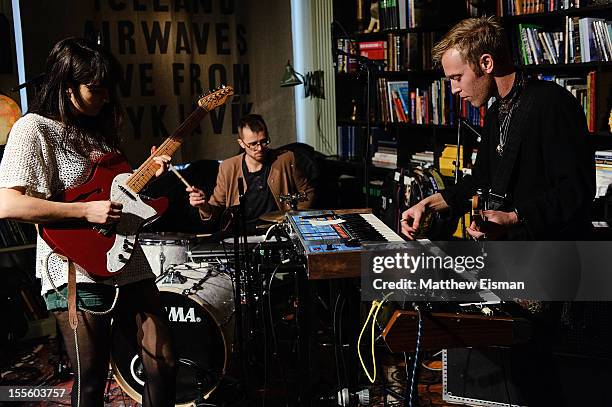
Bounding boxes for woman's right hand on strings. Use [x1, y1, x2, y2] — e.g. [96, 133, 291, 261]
[83, 200, 123, 224]
[187, 186, 208, 209]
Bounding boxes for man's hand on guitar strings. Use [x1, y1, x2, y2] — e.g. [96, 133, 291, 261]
[466, 210, 519, 240]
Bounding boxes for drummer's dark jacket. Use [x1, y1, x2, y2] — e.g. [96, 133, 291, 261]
[442, 79, 595, 240]
[199, 149, 315, 224]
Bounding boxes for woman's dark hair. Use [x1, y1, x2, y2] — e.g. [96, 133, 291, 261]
[30, 37, 123, 154]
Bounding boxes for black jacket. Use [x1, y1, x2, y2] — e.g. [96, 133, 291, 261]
[442, 79, 595, 240]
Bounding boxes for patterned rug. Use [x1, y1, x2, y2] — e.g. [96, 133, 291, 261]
[1, 336, 456, 407]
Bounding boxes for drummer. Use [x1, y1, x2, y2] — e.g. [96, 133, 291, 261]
[187, 114, 315, 233]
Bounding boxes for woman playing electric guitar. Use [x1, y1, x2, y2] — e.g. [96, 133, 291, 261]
[0, 38, 176, 407]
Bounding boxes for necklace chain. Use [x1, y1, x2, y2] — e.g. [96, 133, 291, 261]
[496, 73, 525, 156]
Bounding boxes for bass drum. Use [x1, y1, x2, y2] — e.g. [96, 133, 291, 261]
[111, 263, 234, 406]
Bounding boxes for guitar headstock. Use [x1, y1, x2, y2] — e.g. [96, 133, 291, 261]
[197, 85, 235, 111]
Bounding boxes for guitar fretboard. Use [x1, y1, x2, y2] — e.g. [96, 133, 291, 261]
[125, 107, 208, 193]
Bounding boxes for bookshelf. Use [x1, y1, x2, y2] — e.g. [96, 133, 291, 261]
[501, 1, 612, 211]
[504, 3, 612, 135]
[331, 0, 612, 232]
[333, 0, 612, 168]
[501, 3, 612, 20]
[333, 0, 482, 177]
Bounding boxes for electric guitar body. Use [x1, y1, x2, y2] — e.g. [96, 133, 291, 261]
[41, 152, 169, 278]
[40, 86, 235, 279]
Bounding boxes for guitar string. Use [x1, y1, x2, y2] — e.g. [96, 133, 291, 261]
[126, 106, 209, 191]
[128, 109, 203, 185]
[126, 93, 224, 190]
[126, 90, 229, 191]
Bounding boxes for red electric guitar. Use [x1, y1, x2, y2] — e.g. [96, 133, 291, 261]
[41, 86, 234, 279]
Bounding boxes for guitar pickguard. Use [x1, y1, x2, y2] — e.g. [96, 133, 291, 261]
[107, 173, 157, 273]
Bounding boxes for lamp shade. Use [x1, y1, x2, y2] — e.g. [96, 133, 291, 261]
[280, 60, 303, 87]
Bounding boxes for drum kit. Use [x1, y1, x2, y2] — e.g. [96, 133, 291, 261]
[111, 260, 235, 406]
[110, 218, 294, 406]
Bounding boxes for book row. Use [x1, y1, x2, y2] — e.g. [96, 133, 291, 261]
[516, 17, 612, 65]
[499, 0, 607, 17]
[376, 78, 486, 127]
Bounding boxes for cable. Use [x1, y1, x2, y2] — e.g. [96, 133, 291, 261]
[407, 306, 423, 407]
[267, 265, 281, 358]
[263, 265, 268, 407]
[357, 292, 394, 383]
[357, 301, 380, 383]
[74, 328, 82, 407]
[43, 251, 120, 317]
[402, 352, 410, 397]
[333, 293, 343, 390]
[266, 264, 289, 407]
[44, 251, 120, 407]
[499, 347, 513, 407]
[338, 295, 349, 389]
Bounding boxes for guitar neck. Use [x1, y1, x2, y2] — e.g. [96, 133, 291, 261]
[126, 107, 208, 193]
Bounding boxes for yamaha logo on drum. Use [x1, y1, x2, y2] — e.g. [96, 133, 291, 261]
[166, 306, 202, 323]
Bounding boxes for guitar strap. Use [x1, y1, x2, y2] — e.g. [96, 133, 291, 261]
[488, 82, 537, 210]
[68, 261, 79, 330]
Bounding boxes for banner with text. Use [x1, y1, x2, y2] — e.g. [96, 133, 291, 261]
[21, 0, 254, 163]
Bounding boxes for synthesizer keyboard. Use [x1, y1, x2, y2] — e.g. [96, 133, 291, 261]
[288, 209, 405, 279]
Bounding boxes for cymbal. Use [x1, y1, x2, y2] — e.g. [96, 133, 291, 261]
[259, 211, 286, 223]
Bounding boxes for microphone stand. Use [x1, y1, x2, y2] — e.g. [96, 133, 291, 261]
[232, 178, 248, 385]
[335, 48, 385, 209]
[455, 118, 484, 238]
[10, 73, 44, 92]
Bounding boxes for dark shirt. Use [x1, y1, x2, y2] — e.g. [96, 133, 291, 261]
[441, 78, 595, 240]
[241, 156, 277, 230]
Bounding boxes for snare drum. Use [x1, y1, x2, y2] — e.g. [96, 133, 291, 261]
[111, 262, 234, 406]
[138, 232, 192, 276]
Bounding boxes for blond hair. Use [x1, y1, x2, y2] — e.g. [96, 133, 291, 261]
[432, 16, 511, 75]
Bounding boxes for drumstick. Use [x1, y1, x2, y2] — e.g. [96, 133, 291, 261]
[168, 163, 192, 188]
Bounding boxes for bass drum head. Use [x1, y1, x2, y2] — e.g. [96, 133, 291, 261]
[111, 289, 228, 406]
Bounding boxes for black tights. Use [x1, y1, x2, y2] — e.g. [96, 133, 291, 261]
[54, 279, 176, 407]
